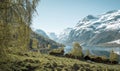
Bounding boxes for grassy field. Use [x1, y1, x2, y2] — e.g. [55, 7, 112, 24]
[0, 49, 120, 71]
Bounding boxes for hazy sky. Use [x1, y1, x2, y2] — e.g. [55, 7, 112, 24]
[32, 0, 120, 34]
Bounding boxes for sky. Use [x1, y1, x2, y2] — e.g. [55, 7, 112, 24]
[32, 0, 120, 34]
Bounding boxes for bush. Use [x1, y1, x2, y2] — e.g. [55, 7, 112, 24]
[85, 49, 90, 56]
[70, 42, 83, 59]
[109, 50, 119, 64]
[49, 47, 64, 56]
[64, 42, 83, 59]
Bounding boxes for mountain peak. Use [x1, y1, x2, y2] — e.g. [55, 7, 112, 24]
[76, 15, 97, 27]
[86, 15, 97, 19]
[82, 15, 97, 21]
[105, 10, 118, 14]
[35, 29, 49, 38]
[64, 28, 73, 31]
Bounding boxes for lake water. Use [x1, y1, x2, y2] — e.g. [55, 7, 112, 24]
[64, 45, 120, 63]
[64, 45, 120, 55]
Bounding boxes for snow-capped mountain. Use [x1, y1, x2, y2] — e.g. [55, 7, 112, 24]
[59, 10, 120, 46]
[35, 29, 49, 38]
[57, 28, 73, 43]
[48, 32, 58, 41]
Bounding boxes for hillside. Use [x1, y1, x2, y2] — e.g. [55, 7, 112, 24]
[0, 49, 120, 71]
[31, 31, 63, 49]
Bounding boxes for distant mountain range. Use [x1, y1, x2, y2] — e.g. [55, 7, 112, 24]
[57, 10, 120, 47]
[35, 29, 58, 41]
[35, 10, 120, 47]
[35, 29, 49, 38]
[31, 29, 63, 49]
[48, 32, 58, 41]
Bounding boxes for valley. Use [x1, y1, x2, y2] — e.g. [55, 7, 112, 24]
[0, 0, 120, 71]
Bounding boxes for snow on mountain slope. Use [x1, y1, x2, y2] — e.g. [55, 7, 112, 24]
[57, 28, 73, 43]
[102, 39, 120, 47]
[58, 10, 120, 46]
[107, 39, 120, 44]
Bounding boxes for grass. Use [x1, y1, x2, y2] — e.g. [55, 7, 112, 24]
[0, 48, 120, 71]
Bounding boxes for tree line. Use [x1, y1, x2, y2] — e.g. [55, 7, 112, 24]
[49, 42, 119, 64]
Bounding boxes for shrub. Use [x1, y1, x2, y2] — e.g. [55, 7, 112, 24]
[109, 50, 118, 64]
[49, 47, 64, 56]
[68, 42, 83, 59]
[47, 44, 51, 49]
[31, 38, 39, 49]
[86, 49, 90, 56]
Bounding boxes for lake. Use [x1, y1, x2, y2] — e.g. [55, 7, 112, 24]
[64, 45, 120, 55]
[64, 45, 120, 63]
